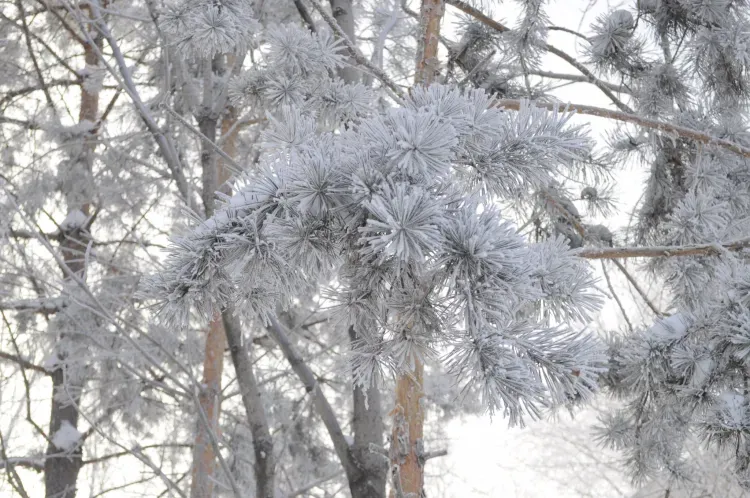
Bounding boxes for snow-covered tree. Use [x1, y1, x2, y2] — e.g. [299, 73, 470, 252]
[570, 1, 750, 491]
[5, 0, 750, 497]
[146, 1, 614, 495]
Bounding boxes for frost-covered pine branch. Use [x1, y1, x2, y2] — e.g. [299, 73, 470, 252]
[147, 84, 606, 424]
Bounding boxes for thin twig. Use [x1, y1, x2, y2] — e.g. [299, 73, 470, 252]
[285, 469, 345, 497]
[611, 259, 664, 317]
[527, 70, 629, 93]
[165, 106, 243, 174]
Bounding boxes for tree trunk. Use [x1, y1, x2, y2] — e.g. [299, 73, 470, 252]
[389, 1, 444, 495]
[330, 2, 387, 495]
[44, 15, 101, 498]
[349, 329, 387, 498]
[389, 361, 425, 497]
[190, 56, 229, 498]
[329, 0, 359, 84]
[190, 314, 226, 498]
[414, 0, 443, 86]
[190, 54, 226, 498]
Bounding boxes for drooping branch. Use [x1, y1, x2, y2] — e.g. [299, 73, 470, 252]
[601, 260, 634, 333]
[611, 259, 664, 318]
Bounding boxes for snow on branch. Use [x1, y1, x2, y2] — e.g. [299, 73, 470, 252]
[0, 298, 67, 314]
[446, 0, 633, 113]
[447, 0, 750, 160]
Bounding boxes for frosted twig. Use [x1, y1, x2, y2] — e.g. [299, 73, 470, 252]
[285, 469, 345, 497]
[164, 106, 243, 175]
[600, 260, 634, 333]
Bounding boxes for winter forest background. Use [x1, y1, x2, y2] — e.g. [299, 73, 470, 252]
[3, 0, 750, 497]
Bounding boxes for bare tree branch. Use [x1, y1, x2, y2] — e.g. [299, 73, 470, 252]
[0, 351, 49, 374]
[527, 70, 629, 93]
[286, 469, 345, 497]
[0, 457, 45, 472]
[600, 260, 634, 333]
[265, 315, 361, 485]
[0, 298, 66, 315]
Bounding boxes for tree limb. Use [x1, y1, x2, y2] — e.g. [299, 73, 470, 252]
[0, 298, 66, 315]
[576, 238, 750, 260]
[0, 351, 48, 374]
[0, 456, 44, 472]
[265, 315, 361, 485]
[494, 99, 750, 160]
